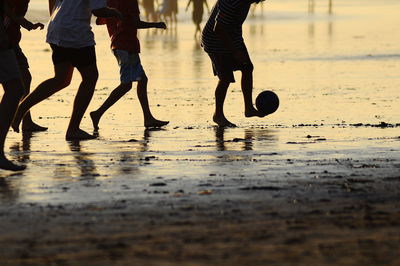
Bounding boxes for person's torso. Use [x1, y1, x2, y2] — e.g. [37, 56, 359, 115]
[106, 0, 140, 53]
[201, 0, 250, 53]
[4, 0, 30, 46]
[47, 0, 106, 48]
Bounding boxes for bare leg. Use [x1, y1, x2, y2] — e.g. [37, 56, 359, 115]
[0, 78, 26, 171]
[213, 80, 236, 127]
[241, 66, 265, 118]
[137, 74, 169, 128]
[65, 64, 98, 140]
[19, 67, 48, 132]
[12, 63, 74, 132]
[90, 82, 132, 130]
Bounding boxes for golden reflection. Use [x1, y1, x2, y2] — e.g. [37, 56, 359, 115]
[214, 127, 255, 152]
[67, 141, 99, 180]
[116, 128, 163, 175]
[0, 173, 22, 203]
[10, 131, 35, 164]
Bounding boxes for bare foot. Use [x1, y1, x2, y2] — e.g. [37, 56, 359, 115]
[90, 111, 100, 130]
[22, 122, 48, 132]
[245, 107, 266, 118]
[0, 156, 26, 171]
[144, 119, 169, 128]
[213, 114, 237, 127]
[66, 129, 97, 141]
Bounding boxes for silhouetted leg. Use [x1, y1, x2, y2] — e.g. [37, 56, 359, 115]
[90, 82, 132, 130]
[66, 63, 98, 140]
[137, 74, 169, 128]
[12, 62, 74, 132]
[0, 78, 26, 171]
[19, 67, 48, 132]
[213, 80, 236, 127]
[241, 65, 264, 118]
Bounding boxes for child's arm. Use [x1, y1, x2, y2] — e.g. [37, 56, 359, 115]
[17, 18, 44, 31]
[137, 19, 167, 30]
[4, 2, 44, 31]
[92, 7, 124, 20]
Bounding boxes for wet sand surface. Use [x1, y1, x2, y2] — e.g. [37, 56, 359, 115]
[1, 0, 400, 265]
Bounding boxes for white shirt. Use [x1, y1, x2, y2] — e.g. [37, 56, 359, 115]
[46, 0, 107, 48]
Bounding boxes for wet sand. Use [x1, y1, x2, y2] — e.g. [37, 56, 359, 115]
[1, 0, 400, 265]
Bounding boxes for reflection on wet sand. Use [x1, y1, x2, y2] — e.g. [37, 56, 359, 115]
[10, 132, 34, 165]
[0, 172, 22, 203]
[215, 127, 278, 153]
[66, 141, 99, 183]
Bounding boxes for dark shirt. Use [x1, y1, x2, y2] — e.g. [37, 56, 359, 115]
[0, 0, 4, 20]
[201, 0, 251, 54]
[97, 0, 140, 53]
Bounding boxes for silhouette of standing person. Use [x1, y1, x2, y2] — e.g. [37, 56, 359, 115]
[201, 0, 265, 127]
[11, 0, 122, 140]
[186, 0, 209, 37]
[4, 0, 47, 132]
[0, 0, 26, 171]
[142, 0, 158, 21]
[90, 0, 169, 130]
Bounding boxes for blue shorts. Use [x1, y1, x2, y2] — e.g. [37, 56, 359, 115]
[0, 49, 21, 83]
[113, 50, 145, 84]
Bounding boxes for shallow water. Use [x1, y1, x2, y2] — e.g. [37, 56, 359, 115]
[1, 0, 399, 204]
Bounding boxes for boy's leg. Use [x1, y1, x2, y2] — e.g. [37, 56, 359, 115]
[19, 66, 48, 132]
[137, 74, 169, 128]
[241, 63, 264, 117]
[12, 46, 47, 132]
[12, 62, 74, 132]
[90, 82, 132, 130]
[208, 53, 236, 127]
[66, 63, 98, 140]
[213, 79, 236, 127]
[0, 78, 26, 171]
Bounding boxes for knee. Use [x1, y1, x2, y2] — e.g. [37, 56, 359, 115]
[242, 62, 254, 74]
[140, 74, 148, 84]
[120, 82, 132, 93]
[53, 76, 71, 89]
[84, 69, 99, 85]
[217, 80, 230, 89]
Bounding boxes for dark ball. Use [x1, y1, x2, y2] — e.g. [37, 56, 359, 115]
[255, 90, 280, 115]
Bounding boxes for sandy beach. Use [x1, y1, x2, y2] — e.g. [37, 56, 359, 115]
[1, 0, 399, 265]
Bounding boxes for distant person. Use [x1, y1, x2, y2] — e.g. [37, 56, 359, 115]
[4, 0, 47, 132]
[90, 0, 169, 130]
[158, 0, 177, 26]
[170, 0, 178, 25]
[11, 0, 123, 140]
[186, 0, 209, 37]
[201, 0, 265, 127]
[0, 0, 26, 171]
[142, 0, 158, 21]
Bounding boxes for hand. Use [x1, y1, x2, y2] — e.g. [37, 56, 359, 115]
[32, 23, 45, 30]
[157, 22, 167, 29]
